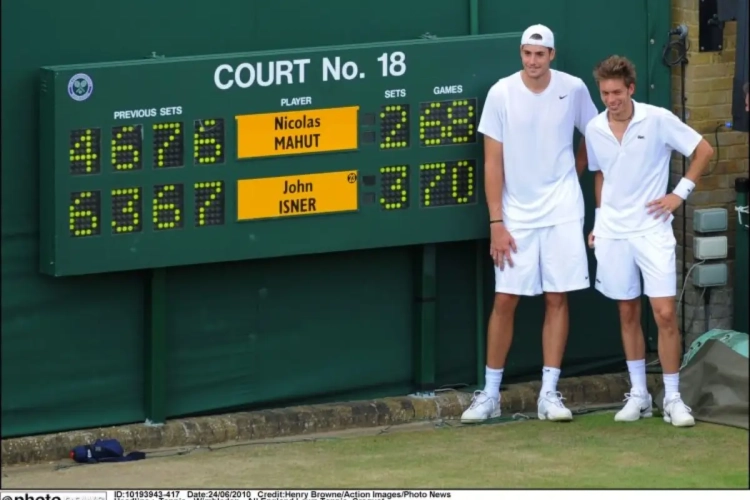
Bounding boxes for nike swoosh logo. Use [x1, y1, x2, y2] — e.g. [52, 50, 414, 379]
[559, 95, 567, 99]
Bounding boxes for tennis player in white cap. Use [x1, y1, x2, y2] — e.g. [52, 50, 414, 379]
[462, 24, 599, 423]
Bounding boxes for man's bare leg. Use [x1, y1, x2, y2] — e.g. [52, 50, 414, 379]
[540, 292, 568, 395]
[650, 295, 694, 426]
[484, 293, 521, 399]
[613, 298, 652, 422]
[650, 296, 680, 374]
[620, 298, 648, 394]
[537, 292, 573, 421]
[617, 298, 646, 362]
[460, 293, 518, 423]
[541, 292, 569, 367]
[487, 293, 521, 369]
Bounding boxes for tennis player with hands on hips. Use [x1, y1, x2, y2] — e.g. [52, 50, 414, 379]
[461, 24, 598, 424]
[585, 55, 714, 427]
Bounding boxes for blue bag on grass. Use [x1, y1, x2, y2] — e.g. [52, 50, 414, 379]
[70, 438, 146, 463]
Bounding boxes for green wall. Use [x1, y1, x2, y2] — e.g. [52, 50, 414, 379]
[1, 0, 670, 438]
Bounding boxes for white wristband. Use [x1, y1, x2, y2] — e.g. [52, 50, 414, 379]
[672, 177, 696, 200]
[594, 208, 600, 224]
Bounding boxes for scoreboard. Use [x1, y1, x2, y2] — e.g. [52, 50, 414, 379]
[39, 34, 520, 277]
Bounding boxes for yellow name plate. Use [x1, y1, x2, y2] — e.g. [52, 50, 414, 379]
[237, 170, 359, 221]
[235, 106, 359, 159]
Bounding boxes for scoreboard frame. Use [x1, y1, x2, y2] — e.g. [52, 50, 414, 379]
[39, 33, 524, 277]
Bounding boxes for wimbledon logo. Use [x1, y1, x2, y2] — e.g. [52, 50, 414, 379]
[67, 73, 93, 102]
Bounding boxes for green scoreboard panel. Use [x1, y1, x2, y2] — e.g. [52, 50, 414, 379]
[39, 34, 520, 277]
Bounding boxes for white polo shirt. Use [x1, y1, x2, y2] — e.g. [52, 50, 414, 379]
[478, 69, 598, 229]
[585, 100, 703, 239]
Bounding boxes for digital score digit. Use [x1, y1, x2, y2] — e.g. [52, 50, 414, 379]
[194, 119, 225, 165]
[152, 183, 184, 230]
[379, 104, 410, 149]
[194, 181, 225, 226]
[111, 188, 142, 234]
[153, 122, 184, 168]
[379, 165, 409, 211]
[69, 191, 101, 237]
[418, 99, 477, 147]
[69, 128, 101, 175]
[111, 125, 142, 171]
[419, 159, 476, 207]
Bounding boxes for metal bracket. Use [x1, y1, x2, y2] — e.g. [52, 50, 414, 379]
[699, 0, 724, 51]
[717, 0, 738, 21]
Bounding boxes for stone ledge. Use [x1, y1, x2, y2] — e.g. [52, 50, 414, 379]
[1, 372, 662, 467]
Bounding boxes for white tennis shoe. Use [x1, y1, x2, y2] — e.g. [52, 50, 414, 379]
[614, 389, 653, 422]
[663, 393, 695, 427]
[537, 391, 573, 421]
[460, 390, 501, 423]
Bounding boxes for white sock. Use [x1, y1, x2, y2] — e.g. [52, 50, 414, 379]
[626, 359, 648, 394]
[541, 366, 561, 396]
[483, 366, 503, 400]
[663, 373, 680, 401]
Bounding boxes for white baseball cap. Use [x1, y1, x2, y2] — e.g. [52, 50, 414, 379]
[520, 24, 555, 49]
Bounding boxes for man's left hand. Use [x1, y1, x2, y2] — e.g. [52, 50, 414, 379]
[646, 193, 683, 220]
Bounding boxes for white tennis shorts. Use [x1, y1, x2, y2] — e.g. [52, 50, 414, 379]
[494, 218, 590, 296]
[593, 225, 677, 300]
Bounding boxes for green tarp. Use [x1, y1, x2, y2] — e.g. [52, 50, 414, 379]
[657, 329, 749, 430]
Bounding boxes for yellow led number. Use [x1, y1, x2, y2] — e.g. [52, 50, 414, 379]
[111, 125, 142, 171]
[69, 128, 101, 175]
[194, 119, 225, 165]
[194, 181, 225, 226]
[69, 191, 101, 237]
[111, 188, 142, 234]
[153, 184, 184, 230]
[379, 165, 409, 210]
[419, 99, 476, 147]
[153, 122, 184, 168]
[379, 105, 410, 149]
[419, 160, 476, 207]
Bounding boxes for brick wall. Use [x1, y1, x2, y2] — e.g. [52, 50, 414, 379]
[670, 1, 749, 348]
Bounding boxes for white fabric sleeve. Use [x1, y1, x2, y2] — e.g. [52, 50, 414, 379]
[659, 110, 703, 157]
[574, 80, 599, 134]
[477, 86, 504, 143]
[585, 128, 601, 172]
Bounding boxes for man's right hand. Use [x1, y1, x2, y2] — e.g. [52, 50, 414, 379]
[490, 223, 517, 270]
[587, 231, 595, 249]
